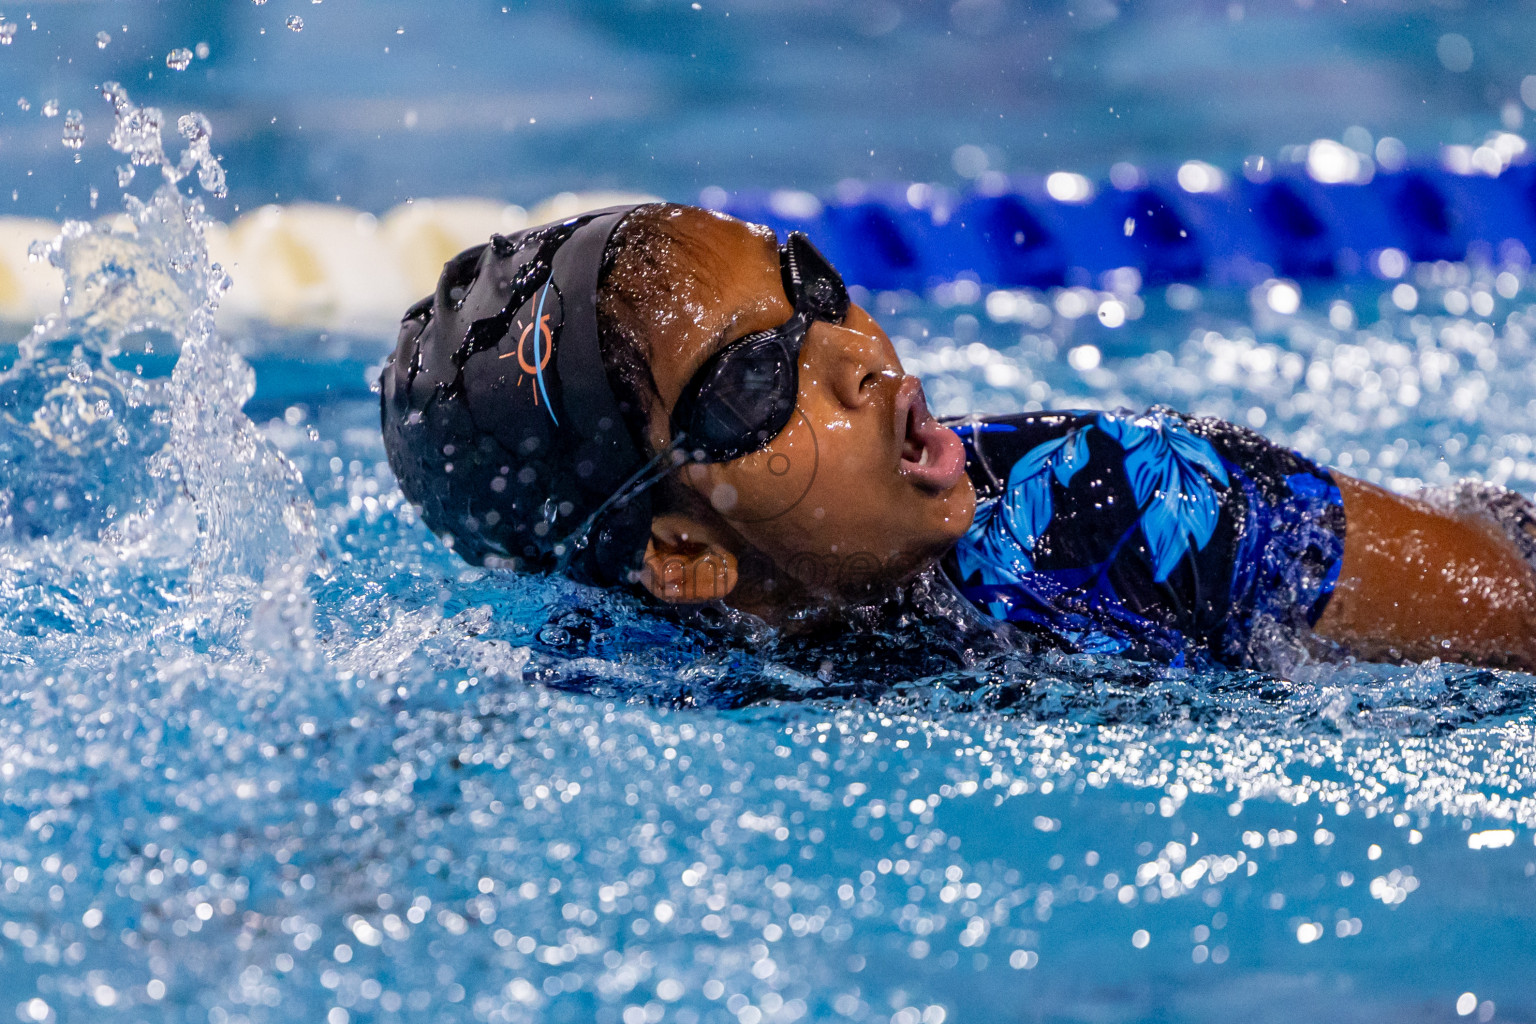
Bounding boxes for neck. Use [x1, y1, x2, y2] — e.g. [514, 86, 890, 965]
[723, 548, 936, 627]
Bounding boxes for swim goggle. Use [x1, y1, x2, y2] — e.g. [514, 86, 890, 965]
[554, 230, 850, 569]
[669, 229, 851, 462]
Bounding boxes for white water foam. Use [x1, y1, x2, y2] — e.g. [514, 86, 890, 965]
[3, 83, 318, 674]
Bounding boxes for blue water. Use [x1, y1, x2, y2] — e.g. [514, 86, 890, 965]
[2, 1, 1536, 217]
[5, 4, 1536, 1023]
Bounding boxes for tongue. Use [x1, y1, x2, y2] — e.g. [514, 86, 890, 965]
[900, 389, 967, 494]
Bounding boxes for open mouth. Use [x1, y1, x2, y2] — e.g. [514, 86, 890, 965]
[895, 376, 967, 494]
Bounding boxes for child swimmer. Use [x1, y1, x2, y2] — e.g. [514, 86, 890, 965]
[380, 203, 1536, 671]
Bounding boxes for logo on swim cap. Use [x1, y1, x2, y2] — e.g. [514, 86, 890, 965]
[498, 279, 563, 426]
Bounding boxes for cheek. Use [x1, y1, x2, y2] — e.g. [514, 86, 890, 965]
[707, 402, 906, 555]
[685, 383, 972, 582]
[691, 411, 824, 526]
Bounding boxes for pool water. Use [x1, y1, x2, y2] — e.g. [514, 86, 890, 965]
[5, 20, 1536, 1024]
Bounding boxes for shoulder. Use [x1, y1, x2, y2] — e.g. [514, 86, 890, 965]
[944, 410, 1097, 496]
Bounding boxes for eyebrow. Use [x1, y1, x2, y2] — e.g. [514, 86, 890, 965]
[701, 319, 734, 359]
[681, 309, 746, 385]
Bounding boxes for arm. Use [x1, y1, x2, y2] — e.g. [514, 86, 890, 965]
[949, 408, 1536, 670]
[1314, 476, 1536, 670]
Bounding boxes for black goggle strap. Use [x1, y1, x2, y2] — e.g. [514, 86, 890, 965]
[553, 433, 693, 575]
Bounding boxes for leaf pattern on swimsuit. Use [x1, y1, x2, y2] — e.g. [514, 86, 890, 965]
[944, 408, 1346, 664]
[956, 425, 1089, 586]
[1094, 410, 1230, 582]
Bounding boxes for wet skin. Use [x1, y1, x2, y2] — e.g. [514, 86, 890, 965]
[1313, 477, 1536, 670]
[631, 207, 1536, 669]
[629, 207, 975, 615]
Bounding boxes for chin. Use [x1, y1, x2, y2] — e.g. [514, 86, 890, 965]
[882, 515, 973, 585]
[916, 474, 977, 544]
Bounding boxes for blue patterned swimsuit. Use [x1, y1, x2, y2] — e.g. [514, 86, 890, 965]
[942, 408, 1347, 666]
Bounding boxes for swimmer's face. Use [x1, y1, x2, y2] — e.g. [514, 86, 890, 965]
[627, 207, 975, 611]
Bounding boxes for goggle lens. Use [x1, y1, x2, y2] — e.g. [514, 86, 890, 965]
[677, 330, 799, 462]
[670, 232, 847, 464]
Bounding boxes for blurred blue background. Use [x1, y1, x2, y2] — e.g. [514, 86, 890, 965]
[1, 0, 1534, 218]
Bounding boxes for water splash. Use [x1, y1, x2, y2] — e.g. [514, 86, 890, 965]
[98, 83, 227, 199]
[3, 83, 315, 670]
[2, 84, 1536, 1024]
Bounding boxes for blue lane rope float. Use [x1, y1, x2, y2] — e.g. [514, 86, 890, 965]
[705, 161, 1536, 291]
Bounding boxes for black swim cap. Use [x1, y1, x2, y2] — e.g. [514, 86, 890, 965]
[380, 205, 652, 584]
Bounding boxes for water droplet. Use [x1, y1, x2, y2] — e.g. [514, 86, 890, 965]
[252, 0, 267, 4]
[42, 99, 58, 118]
[195, 41, 209, 59]
[177, 113, 209, 142]
[166, 48, 193, 71]
[96, 30, 111, 49]
[0, 21, 17, 45]
[100, 80, 130, 115]
[286, 15, 304, 30]
[62, 109, 85, 149]
[16, 97, 29, 111]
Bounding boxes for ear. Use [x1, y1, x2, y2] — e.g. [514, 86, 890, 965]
[640, 513, 739, 603]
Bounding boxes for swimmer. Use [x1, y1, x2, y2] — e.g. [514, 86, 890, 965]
[380, 204, 1536, 671]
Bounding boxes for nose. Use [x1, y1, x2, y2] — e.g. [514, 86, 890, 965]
[805, 321, 901, 411]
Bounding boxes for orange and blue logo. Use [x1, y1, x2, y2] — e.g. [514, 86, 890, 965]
[501, 281, 560, 426]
